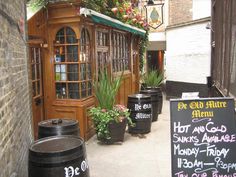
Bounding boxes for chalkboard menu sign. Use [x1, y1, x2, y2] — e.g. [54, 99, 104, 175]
[170, 97, 236, 177]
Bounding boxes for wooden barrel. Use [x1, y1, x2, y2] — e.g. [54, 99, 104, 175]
[127, 94, 152, 134]
[38, 118, 80, 139]
[28, 136, 90, 177]
[143, 86, 163, 114]
[140, 89, 159, 121]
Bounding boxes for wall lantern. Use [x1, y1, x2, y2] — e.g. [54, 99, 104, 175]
[145, 0, 164, 29]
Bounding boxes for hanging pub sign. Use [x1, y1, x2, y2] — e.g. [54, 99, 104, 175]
[145, 3, 164, 29]
[170, 97, 236, 177]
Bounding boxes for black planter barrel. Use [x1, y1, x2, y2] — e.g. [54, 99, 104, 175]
[28, 136, 90, 177]
[155, 87, 163, 114]
[142, 86, 163, 114]
[38, 118, 80, 139]
[140, 89, 159, 121]
[127, 94, 152, 134]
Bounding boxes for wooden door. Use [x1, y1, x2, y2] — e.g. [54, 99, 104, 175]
[147, 51, 158, 71]
[29, 44, 44, 139]
[131, 37, 140, 93]
[147, 50, 164, 72]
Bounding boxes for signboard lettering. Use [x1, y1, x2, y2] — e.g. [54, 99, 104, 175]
[64, 159, 89, 177]
[170, 98, 236, 176]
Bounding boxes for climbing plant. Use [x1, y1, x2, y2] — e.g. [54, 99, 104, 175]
[80, 0, 107, 13]
[139, 31, 149, 72]
[28, 0, 150, 71]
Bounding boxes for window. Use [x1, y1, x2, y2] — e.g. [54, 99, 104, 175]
[212, 0, 236, 97]
[80, 28, 92, 98]
[228, 0, 236, 97]
[112, 31, 129, 72]
[30, 47, 42, 98]
[53, 27, 92, 99]
[96, 29, 109, 73]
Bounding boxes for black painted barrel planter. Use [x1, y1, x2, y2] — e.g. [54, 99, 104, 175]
[127, 94, 152, 134]
[28, 136, 90, 177]
[155, 87, 163, 114]
[142, 86, 163, 114]
[140, 89, 159, 121]
[38, 118, 80, 139]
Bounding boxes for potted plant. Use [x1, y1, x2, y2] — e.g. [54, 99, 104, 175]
[140, 70, 164, 89]
[89, 70, 133, 144]
[140, 70, 164, 114]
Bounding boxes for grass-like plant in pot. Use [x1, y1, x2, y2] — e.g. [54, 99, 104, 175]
[141, 70, 164, 89]
[89, 70, 133, 143]
[140, 70, 164, 114]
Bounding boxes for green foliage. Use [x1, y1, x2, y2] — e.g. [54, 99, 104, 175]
[81, 0, 149, 30]
[105, 0, 118, 17]
[93, 70, 122, 110]
[89, 105, 132, 140]
[81, 0, 107, 13]
[27, 0, 49, 10]
[141, 70, 164, 87]
[90, 70, 134, 140]
[139, 31, 149, 71]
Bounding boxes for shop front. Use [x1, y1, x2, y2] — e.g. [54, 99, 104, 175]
[27, 1, 146, 140]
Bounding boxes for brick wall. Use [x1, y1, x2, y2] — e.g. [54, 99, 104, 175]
[0, 1, 33, 177]
[169, 0, 192, 25]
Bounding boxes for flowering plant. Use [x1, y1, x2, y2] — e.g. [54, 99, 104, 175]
[89, 105, 133, 140]
[89, 69, 134, 141]
[82, 0, 149, 30]
[110, 1, 149, 30]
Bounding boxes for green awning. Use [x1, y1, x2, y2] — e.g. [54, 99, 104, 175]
[80, 8, 146, 37]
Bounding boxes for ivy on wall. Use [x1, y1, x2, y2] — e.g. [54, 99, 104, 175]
[81, 0, 149, 71]
[139, 31, 149, 72]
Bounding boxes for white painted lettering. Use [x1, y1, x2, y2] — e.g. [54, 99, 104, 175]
[175, 171, 188, 177]
[174, 144, 199, 157]
[174, 122, 191, 133]
[135, 113, 151, 119]
[192, 126, 205, 134]
[143, 104, 151, 109]
[173, 134, 199, 143]
[206, 122, 227, 133]
[64, 166, 74, 177]
[206, 145, 229, 158]
[134, 104, 141, 111]
[215, 157, 236, 173]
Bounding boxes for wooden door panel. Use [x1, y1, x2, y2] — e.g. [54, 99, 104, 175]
[29, 44, 44, 139]
[132, 37, 140, 93]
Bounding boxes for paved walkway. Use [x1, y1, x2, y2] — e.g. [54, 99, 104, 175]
[85, 96, 171, 177]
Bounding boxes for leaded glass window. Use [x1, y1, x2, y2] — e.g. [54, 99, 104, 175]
[112, 31, 129, 72]
[53, 27, 92, 99]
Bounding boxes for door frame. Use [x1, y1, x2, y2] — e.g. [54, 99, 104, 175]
[28, 39, 45, 139]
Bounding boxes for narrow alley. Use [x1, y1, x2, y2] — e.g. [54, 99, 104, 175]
[86, 95, 171, 177]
